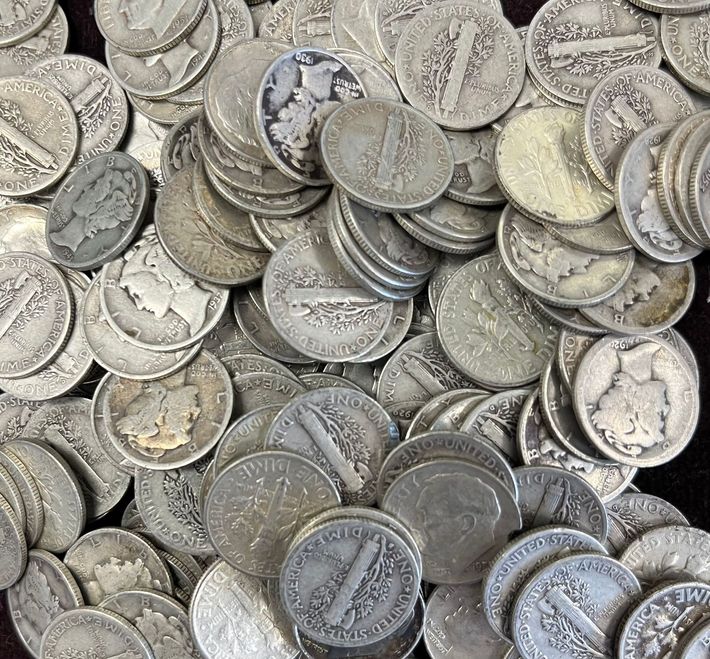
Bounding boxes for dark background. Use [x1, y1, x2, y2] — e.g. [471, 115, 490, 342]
[1, 0, 709, 656]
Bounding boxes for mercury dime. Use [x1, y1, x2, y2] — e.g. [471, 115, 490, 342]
[543, 212, 634, 255]
[0, 447, 43, 547]
[483, 527, 606, 641]
[215, 0, 255, 49]
[213, 179, 329, 217]
[511, 553, 640, 659]
[330, 0, 383, 63]
[129, 93, 199, 126]
[0, 0, 55, 46]
[428, 253, 472, 313]
[351, 298, 414, 364]
[259, 0, 297, 41]
[292, 0, 334, 47]
[213, 405, 281, 473]
[573, 334, 699, 467]
[437, 252, 558, 389]
[0, 77, 78, 197]
[629, 0, 710, 15]
[41, 606, 154, 659]
[256, 48, 365, 185]
[231, 371, 307, 417]
[263, 229, 393, 362]
[531, 297, 608, 336]
[4, 438, 85, 553]
[300, 372, 363, 391]
[677, 617, 710, 658]
[0, 491, 25, 588]
[333, 48, 402, 101]
[91, 374, 135, 475]
[395, 2, 523, 130]
[100, 231, 229, 352]
[662, 13, 710, 96]
[411, 197, 500, 245]
[190, 560, 300, 659]
[221, 352, 297, 380]
[0, 461, 24, 530]
[526, 0, 661, 107]
[689, 134, 710, 243]
[160, 109, 200, 181]
[0, 204, 51, 259]
[0, 394, 40, 443]
[250, 200, 329, 252]
[582, 66, 695, 189]
[103, 350, 233, 470]
[495, 107, 614, 225]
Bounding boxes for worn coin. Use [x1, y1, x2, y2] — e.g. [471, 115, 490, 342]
[129, 92, 199, 127]
[259, 0, 297, 41]
[231, 371, 307, 417]
[300, 372, 363, 391]
[213, 405, 281, 473]
[333, 48, 401, 100]
[0, 447, 43, 547]
[530, 296, 608, 336]
[221, 352, 298, 381]
[0, 394, 40, 443]
[0, 0, 55, 46]
[0, 461, 25, 530]
[292, 0, 334, 47]
[91, 374, 136, 475]
[0, 491, 26, 589]
[676, 617, 710, 658]
[688, 133, 710, 244]
[214, 0, 255, 48]
[412, 197, 500, 247]
[628, 0, 710, 15]
[544, 212, 634, 255]
[250, 200, 329, 252]
[160, 109, 200, 181]
[0, 204, 52, 259]
[662, 13, 710, 96]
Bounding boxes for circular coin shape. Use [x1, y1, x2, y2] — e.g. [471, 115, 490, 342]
[0, 492, 26, 589]
[321, 99, 453, 212]
[495, 107, 615, 225]
[0, 447, 44, 547]
[573, 334, 699, 467]
[662, 13, 710, 96]
[677, 617, 710, 658]
[263, 229, 394, 362]
[544, 212, 634, 255]
[629, 0, 710, 15]
[160, 109, 201, 181]
[0, 204, 52, 260]
[0, 77, 79, 197]
[0, 1, 56, 46]
[103, 350, 233, 470]
[511, 553, 640, 659]
[256, 48, 365, 185]
[689, 136, 710, 244]
[205, 450, 340, 577]
[382, 459, 521, 584]
[47, 152, 149, 270]
[40, 606, 154, 659]
[395, 1, 524, 130]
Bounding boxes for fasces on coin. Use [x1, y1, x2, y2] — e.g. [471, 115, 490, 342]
[292, 0, 335, 48]
[160, 109, 201, 181]
[40, 606, 154, 659]
[424, 582, 512, 658]
[321, 98, 453, 212]
[483, 526, 606, 641]
[204, 450, 340, 577]
[0, 0, 55, 46]
[0, 77, 78, 197]
[47, 152, 149, 270]
[581, 65, 695, 189]
[543, 212, 634, 255]
[395, 1, 524, 130]
[63, 527, 173, 605]
[102, 350, 233, 470]
[436, 252, 559, 389]
[0, 492, 26, 589]
[262, 229, 394, 362]
[0, 204, 52, 260]
[190, 559, 300, 658]
[7, 548, 83, 658]
[495, 107, 614, 225]
[382, 459, 521, 584]
[662, 13, 710, 96]
[525, 0, 661, 107]
[280, 515, 420, 648]
[264, 387, 391, 506]
[256, 47, 365, 185]
[99, 231, 229, 352]
[511, 553, 641, 659]
[572, 334, 699, 467]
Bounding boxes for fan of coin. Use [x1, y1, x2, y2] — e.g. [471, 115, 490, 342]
[1, 0, 710, 656]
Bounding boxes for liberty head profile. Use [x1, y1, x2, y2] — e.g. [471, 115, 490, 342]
[119, 236, 212, 335]
[118, 0, 190, 38]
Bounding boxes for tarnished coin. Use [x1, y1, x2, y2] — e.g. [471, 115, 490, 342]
[155, 167, 270, 286]
[395, 2, 524, 130]
[7, 548, 83, 658]
[0, 77, 78, 197]
[0, 492, 26, 589]
[605, 491, 688, 554]
[662, 13, 710, 96]
[495, 107, 615, 225]
[215, 0, 255, 49]
[105, 0, 220, 99]
[628, 0, 710, 15]
[64, 527, 172, 605]
[95, 0, 207, 56]
[40, 606, 154, 659]
[572, 334, 699, 467]
[321, 98, 453, 212]
[511, 553, 641, 659]
[425, 582, 511, 658]
[582, 66, 695, 189]
[160, 109, 200, 181]
[436, 252, 559, 389]
[214, 405, 281, 473]
[47, 152, 149, 270]
[0, 447, 43, 547]
[300, 372, 363, 391]
[525, 0, 661, 107]
[256, 47, 365, 185]
[0, 204, 52, 259]
[100, 231, 229, 352]
[580, 256, 695, 334]
[483, 527, 606, 642]
[0, 0, 55, 46]
[91, 374, 136, 475]
[677, 617, 710, 658]
[543, 212, 633, 255]
[221, 352, 298, 381]
[231, 371, 307, 417]
[333, 48, 402, 100]
[292, 0, 334, 47]
[190, 560, 300, 659]
[250, 200, 329, 252]
[135, 457, 213, 557]
[103, 350, 233, 470]
[0, 394, 40, 443]
[0, 252, 72, 379]
[100, 588, 199, 659]
[4, 438, 85, 553]
[382, 458, 520, 584]
[689, 133, 710, 244]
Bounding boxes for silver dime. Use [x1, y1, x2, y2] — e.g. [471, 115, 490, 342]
[221, 352, 298, 380]
[428, 393, 489, 434]
[201, 306, 256, 361]
[100, 231, 229, 352]
[292, 0, 334, 47]
[483, 527, 606, 642]
[677, 617, 710, 658]
[333, 48, 402, 101]
[395, 209, 495, 255]
[628, 0, 710, 16]
[0, 461, 25, 529]
[91, 373, 135, 475]
[7, 548, 83, 658]
[532, 297, 608, 336]
[129, 92, 199, 127]
[0, 447, 44, 547]
[160, 109, 201, 181]
[543, 212, 633, 255]
[250, 199, 329, 252]
[411, 197, 501, 244]
[662, 13, 710, 96]
[0, 77, 78, 197]
[322, 98, 453, 212]
[395, 2, 524, 130]
[511, 553, 640, 659]
[0, 491, 26, 589]
[0, 393, 40, 443]
[572, 334, 699, 467]
[428, 253, 472, 314]
[0, 0, 54, 46]
[515, 465, 608, 542]
[103, 349, 233, 470]
[256, 47, 365, 185]
[0, 204, 51, 260]
[259, 0, 297, 41]
[213, 405, 281, 473]
[214, 0, 255, 49]
[330, 0, 383, 63]
[231, 371, 307, 417]
[688, 131, 710, 244]
[47, 152, 149, 270]
[0, 252, 72, 379]
[351, 297, 414, 364]
[300, 372, 363, 391]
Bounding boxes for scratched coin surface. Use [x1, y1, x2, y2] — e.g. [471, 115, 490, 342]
[0, 0, 55, 46]
[395, 1, 524, 130]
[662, 13, 710, 96]
[159, 109, 201, 181]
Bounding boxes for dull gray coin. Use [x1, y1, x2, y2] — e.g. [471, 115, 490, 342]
[677, 617, 710, 658]
[0, 491, 26, 589]
[543, 212, 634, 255]
[160, 109, 201, 181]
[231, 371, 307, 418]
[0, 204, 52, 260]
[662, 13, 710, 96]
[0, 0, 55, 46]
[0, 447, 43, 547]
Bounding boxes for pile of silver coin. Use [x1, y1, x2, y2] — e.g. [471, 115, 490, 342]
[2, 0, 710, 657]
